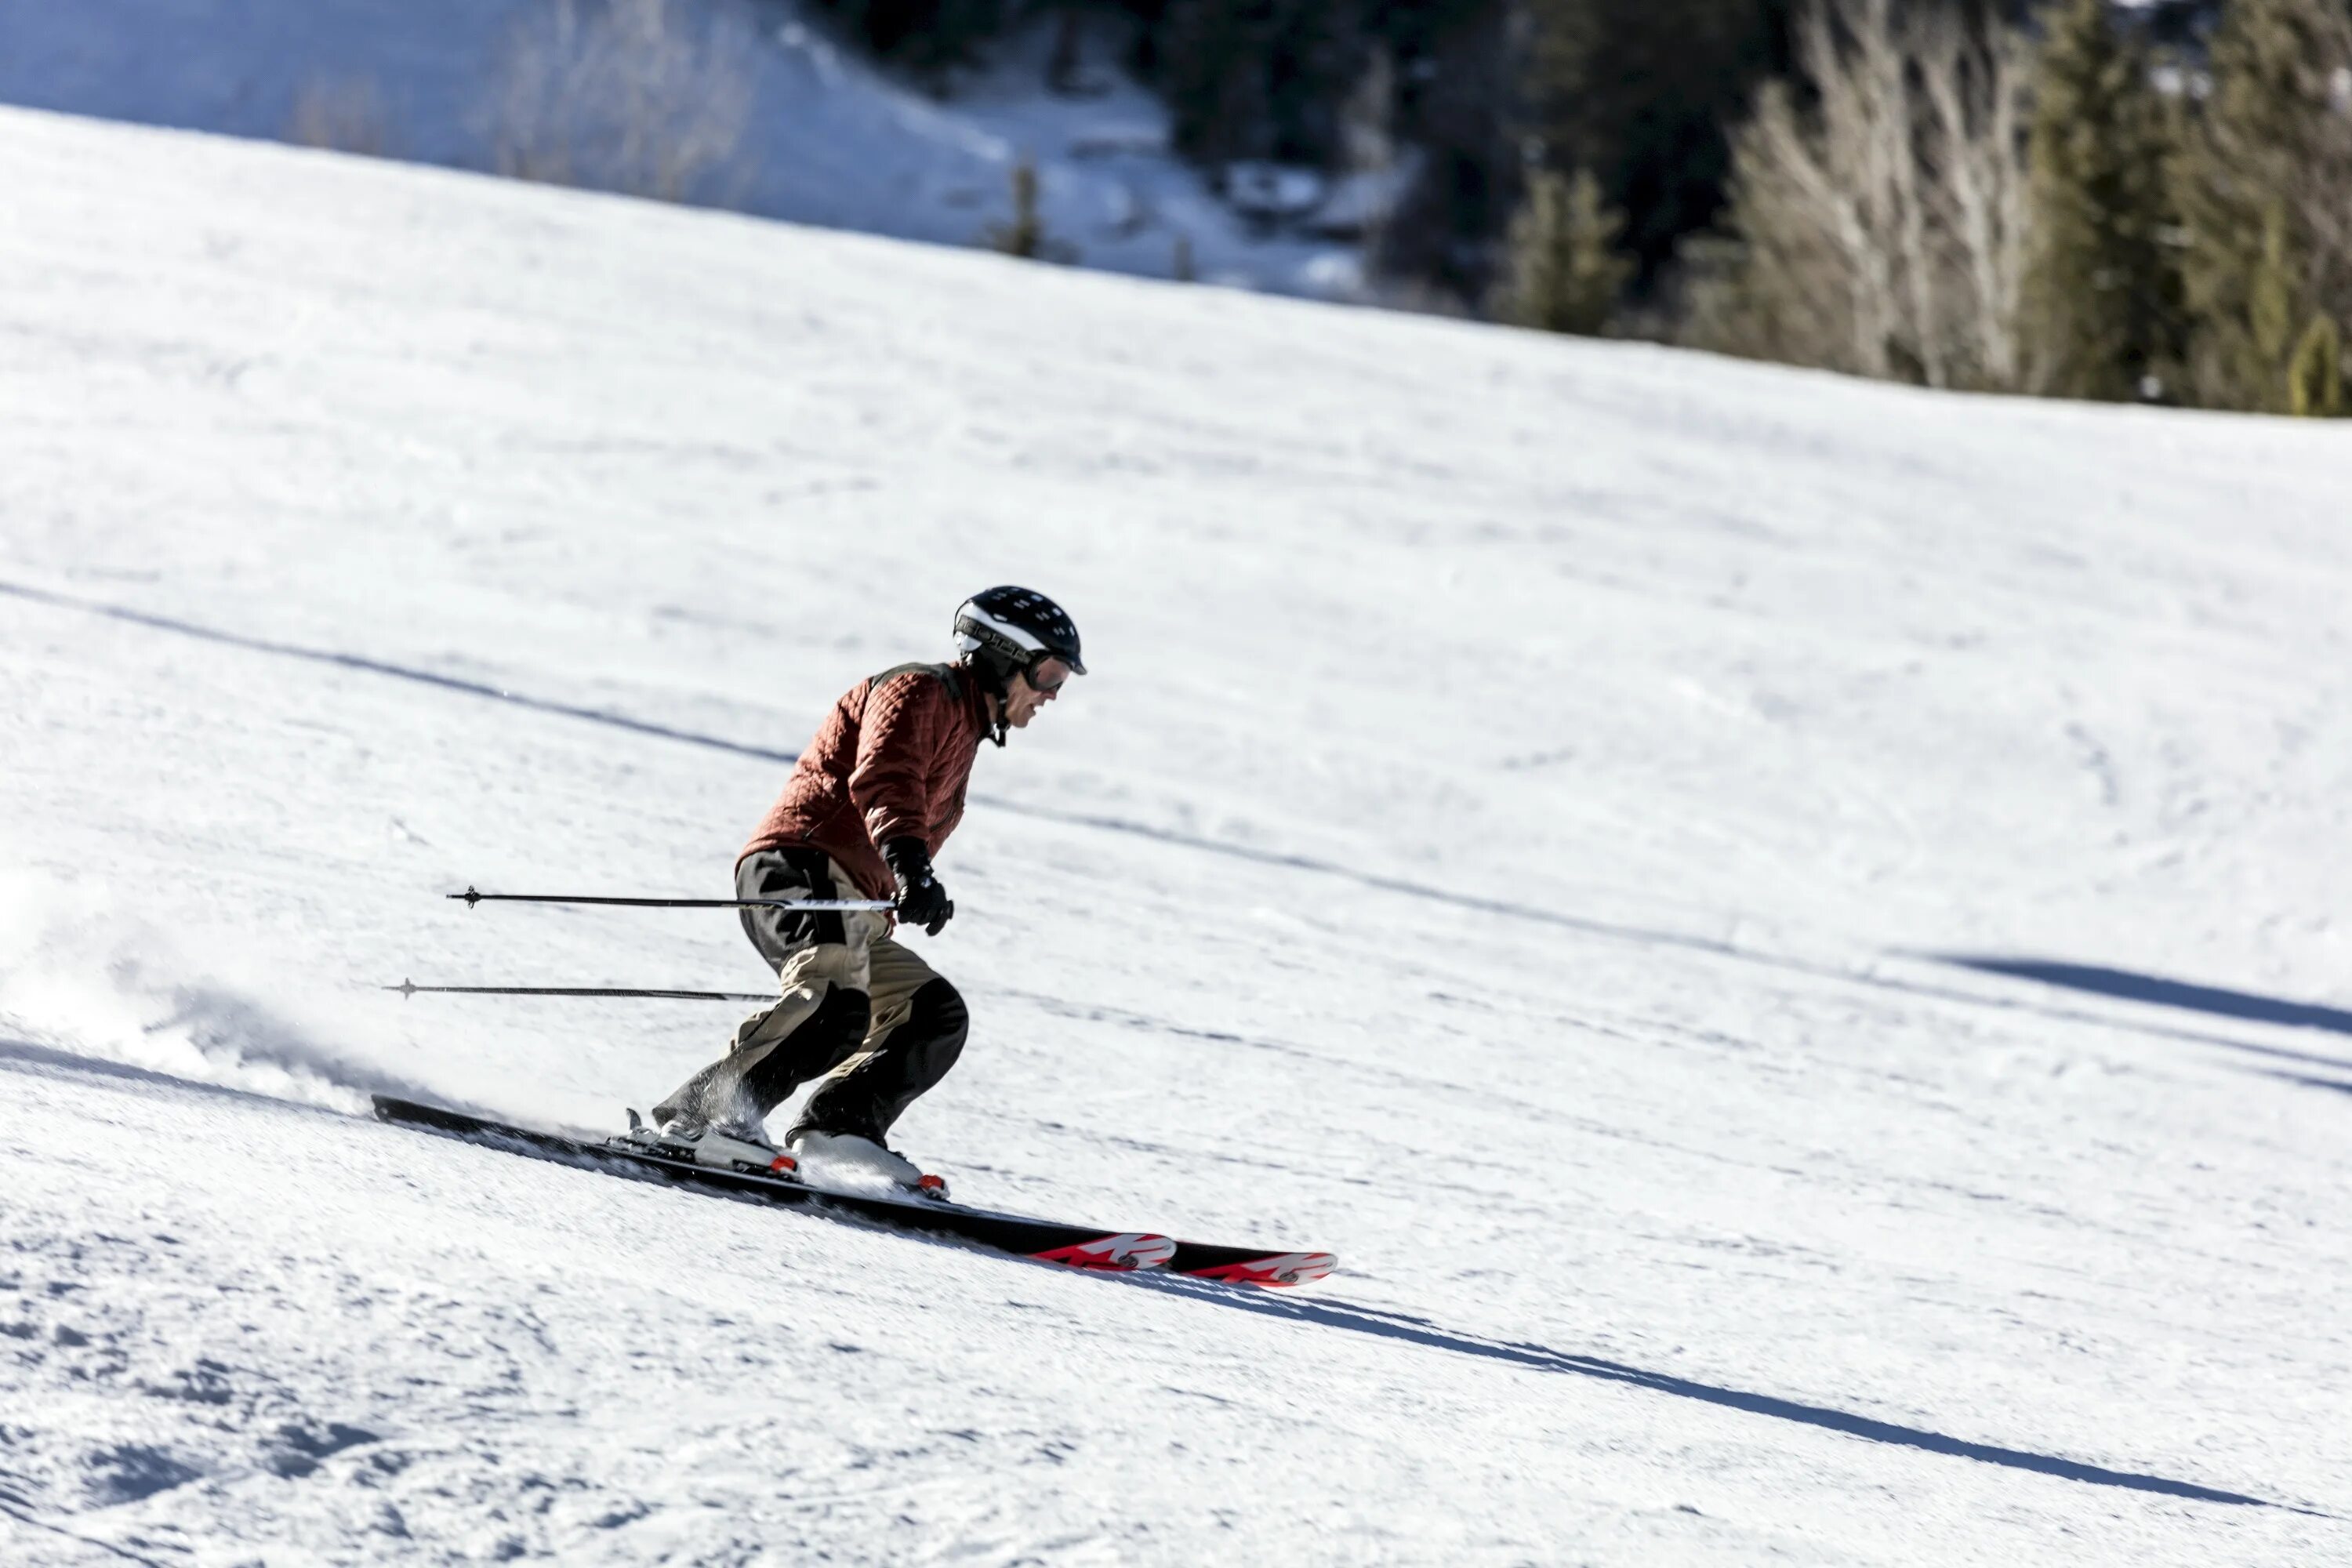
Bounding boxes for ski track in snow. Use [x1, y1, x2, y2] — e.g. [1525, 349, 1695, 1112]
[2, 107, 2350, 1564]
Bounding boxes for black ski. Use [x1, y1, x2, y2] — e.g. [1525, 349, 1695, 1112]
[370, 1097, 1332, 1284]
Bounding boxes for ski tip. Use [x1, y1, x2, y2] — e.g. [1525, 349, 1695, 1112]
[1029, 1232, 1178, 1272]
[1181, 1251, 1338, 1287]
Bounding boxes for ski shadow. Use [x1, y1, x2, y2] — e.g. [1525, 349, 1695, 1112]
[1938, 956, 2352, 1091]
[1944, 958, 2352, 1044]
[1118, 1274, 2318, 1513]
[2250, 1069, 2352, 1098]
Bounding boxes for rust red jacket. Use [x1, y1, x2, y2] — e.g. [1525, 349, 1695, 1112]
[741, 662, 993, 902]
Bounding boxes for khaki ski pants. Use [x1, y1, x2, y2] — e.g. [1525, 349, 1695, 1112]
[652, 848, 968, 1142]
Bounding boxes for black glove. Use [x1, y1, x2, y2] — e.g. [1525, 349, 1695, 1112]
[881, 837, 953, 936]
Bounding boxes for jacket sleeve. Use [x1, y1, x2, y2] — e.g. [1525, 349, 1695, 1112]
[850, 671, 946, 850]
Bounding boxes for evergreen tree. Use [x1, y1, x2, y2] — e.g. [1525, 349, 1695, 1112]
[1156, 0, 1266, 165]
[1523, 0, 1791, 288]
[1155, 0, 1364, 167]
[808, 0, 1008, 76]
[2172, 0, 2352, 412]
[1368, 0, 1519, 300]
[1490, 168, 1631, 334]
[2248, 203, 2303, 379]
[2020, 0, 2186, 401]
[2288, 312, 2346, 416]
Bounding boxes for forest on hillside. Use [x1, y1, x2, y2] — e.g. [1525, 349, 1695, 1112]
[795, 0, 2347, 416]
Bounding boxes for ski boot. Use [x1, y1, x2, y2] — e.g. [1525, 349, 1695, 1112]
[618, 1109, 801, 1181]
[786, 1129, 950, 1202]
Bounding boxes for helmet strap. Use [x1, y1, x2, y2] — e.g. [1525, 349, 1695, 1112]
[960, 653, 1013, 747]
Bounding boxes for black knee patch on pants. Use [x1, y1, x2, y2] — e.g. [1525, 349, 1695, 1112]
[795, 978, 967, 1144]
[742, 982, 870, 1122]
[897, 979, 968, 1103]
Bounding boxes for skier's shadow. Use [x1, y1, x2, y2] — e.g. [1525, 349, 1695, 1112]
[1117, 1274, 2318, 1514]
[1944, 958, 2352, 1043]
[1940, 956, 2352, 1095]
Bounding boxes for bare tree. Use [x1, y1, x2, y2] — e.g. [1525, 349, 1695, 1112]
[492, 0, 757, 205]
[288, 76, 394, 158]
[1918, 12, 2029, 388]
[1682, 0, 2031, 392]
[983, 157, 1076, 263]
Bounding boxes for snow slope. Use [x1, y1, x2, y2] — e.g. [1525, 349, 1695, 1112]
[0, 0, 1354, 294]
[2, 106, 2350, 1564]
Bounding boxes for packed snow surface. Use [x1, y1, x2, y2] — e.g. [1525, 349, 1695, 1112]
[2, 107, 2350, 1565]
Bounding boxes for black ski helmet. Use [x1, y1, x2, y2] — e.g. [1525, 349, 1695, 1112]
[953, 586, 1086, 689]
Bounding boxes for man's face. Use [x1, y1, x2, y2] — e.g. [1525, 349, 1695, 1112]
[1004, 657, 1072, 728]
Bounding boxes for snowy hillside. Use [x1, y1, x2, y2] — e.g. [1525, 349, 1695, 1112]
[3, 105, 2350, 1564]
[0, 0, 1356, 294]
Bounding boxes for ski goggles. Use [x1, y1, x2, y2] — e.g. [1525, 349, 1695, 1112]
[1022, 657, 1074, 695]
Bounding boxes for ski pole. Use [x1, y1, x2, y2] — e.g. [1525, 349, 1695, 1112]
[446, 885, 892, 912]
[386, 979, 773, 1002]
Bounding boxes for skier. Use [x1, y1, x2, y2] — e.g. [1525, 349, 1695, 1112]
[641, 586, 1085, 1197]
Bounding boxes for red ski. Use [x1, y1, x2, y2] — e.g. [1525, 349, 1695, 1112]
[372, 1097, 1328, 1284]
